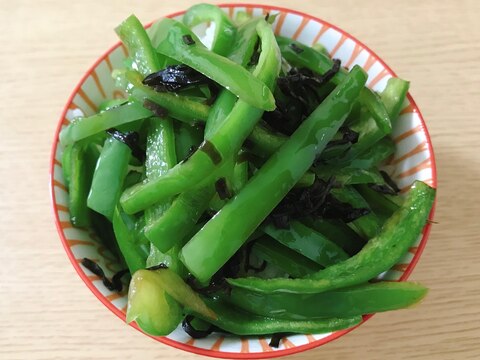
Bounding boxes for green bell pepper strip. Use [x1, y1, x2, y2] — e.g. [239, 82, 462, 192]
[98, 98, 128, 112]
[232, 158, 249, 194]
[357, 87, 392, 135]
[129, 269, 217, 320]
[228, 18, 261, 67]
[120, 20, 281, 214]
[204, 90, 238, 139]
[381, 77, 410, 124]
[301, 218, 366, 255]
[154, 18, 275, 111]
[246, 152, 317, 189]
[146, 243, 187, 279]
[312, 43, 329, 56]
[112, 207, 148, 274]
[341, 76, 409, 162]
[263, 221, 349, 267]
[295, 171, 316, 188]
[61, 145, 72, 189]
[65, 142, 98, 227]
[174, 122, 203, 161]
[204, 19, 260, 138]
[115, 70, 210, 123]
[316, 167, 385, 186]
[87, 137, 131, 220]
[227, 281, 428, 320]
[187, 298, 361, 335]
[340, 109, 386, 162]
[228, 180, 435, 294]
[143, 116, 177, 236]
[180, 66, 367, 283]
[182, 3, 237, 56]
[59, 101, 152, 146]
[144, 185, 215, 253]
[126, 270, 184, 336]
[322, 136, 395, 171]
[253, 236, 321, 278]
[246, 122, 286, 157]
[234, 11, 252, 26]
[203, 18, 261, 139]
[355, 184, 400, 217]
[115, 14, 162, 77]
[116, 15, 178, 245]
[331, 186, 382, 239]
[276, 36, 391, 134]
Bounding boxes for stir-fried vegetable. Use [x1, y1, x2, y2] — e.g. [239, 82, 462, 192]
[62, 4, 435, 340]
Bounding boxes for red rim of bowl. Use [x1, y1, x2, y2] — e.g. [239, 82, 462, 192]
[49, 3, 437, 359]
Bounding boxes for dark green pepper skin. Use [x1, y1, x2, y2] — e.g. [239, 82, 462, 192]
[263, 221, 349, 267]
[65, 142, 98, 227]
[87, 137, 131, 221]
[187, 298, 362, 336]
[228, 181, 435, 294]
[112, 207, 148, 274]
[227, 282, 428, 320]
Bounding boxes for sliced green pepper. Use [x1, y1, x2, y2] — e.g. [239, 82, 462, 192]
[66, 142, 98, 227]
[182, 3, 237, 56]
[154, 18, 275, 111]
[331, 186, 382, 239]
[112, 207, 148, 274]
[87, 137, 131, 220]
[144, 185, 215, 253]
[126, 270, 183, 336]
[301, 218, 365, 255]
[228, 181, 435, 294]
[187, 298, 361, 335]
[355, 184, 400, 217]
[263, 221, 349, 267]
[59, 101, 151, 146]
[276, 36, 392, 135]
[115, 14, 162, 76]
[381, 77, 410, 124]
[115, 70, 210, 123]
[253, 236, 321, 278]
[228, 281, 428, 320]
[180, 66, 367, 283]
[120, 20, 281, 214]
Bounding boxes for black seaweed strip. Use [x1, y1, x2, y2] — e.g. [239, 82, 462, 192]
[106, 128, 145, 162]
[146, 263, 169, 271]
[81, 258, 127, 292]
[380, 170, 401, 193]
[199, 140, 222, 164]
[182, 34, 196, 45]
[143, 99, 169, 118]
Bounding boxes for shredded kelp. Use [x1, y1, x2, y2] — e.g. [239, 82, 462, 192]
[182, 315, 215, 339]
[182, 34, 196, 45]
[264, 61, 341, 135]
[81, 258, 128, 292]
[106, 128, 145, 161]
[268, 177, 370, 227]
[269, 332, 290, 348]
[215, 177, 232, 200]
[143, 64, 212, 92]
[146, 263, 168, 271]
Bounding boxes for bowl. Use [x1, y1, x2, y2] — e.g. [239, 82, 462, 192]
[50, 4, 437, 358]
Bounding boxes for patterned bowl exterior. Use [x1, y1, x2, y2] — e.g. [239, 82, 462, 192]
[50, 4, 437, 359]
